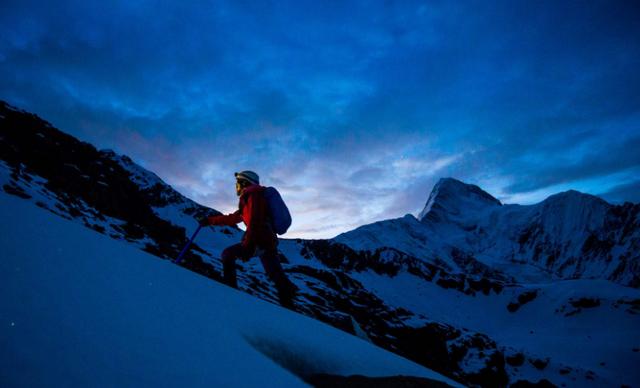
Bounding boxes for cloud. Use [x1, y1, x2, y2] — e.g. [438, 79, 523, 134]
[349, 167, 385, 184]
[599, 179, 640, 205]
[1, 0, 640, 237]
[501, 134, 640, 194]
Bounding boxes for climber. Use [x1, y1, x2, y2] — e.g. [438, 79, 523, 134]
[199, 171, 297, 306]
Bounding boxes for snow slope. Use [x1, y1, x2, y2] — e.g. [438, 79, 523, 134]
[0, 191, 461, 387]
[351, 270, 640, 386]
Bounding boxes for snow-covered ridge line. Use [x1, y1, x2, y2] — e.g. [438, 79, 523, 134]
[0, 100, 226, 269]
[337, 177, 640, 287]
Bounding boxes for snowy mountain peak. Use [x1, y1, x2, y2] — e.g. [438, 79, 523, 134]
[542, 189, 609, 207]
[100, 149, 164, 190]
[534, 189, 611, 240]
[418, 177, 502, 223]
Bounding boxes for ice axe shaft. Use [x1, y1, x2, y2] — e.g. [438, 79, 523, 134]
[174, 225, 203, 264]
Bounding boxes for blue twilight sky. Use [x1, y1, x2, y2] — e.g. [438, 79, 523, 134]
[1, 0, 639, 238]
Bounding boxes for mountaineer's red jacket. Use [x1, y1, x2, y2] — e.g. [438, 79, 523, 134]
[207, 184, 277, 252]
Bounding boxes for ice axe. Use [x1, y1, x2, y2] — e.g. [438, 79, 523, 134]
[173, 225, 203, 264]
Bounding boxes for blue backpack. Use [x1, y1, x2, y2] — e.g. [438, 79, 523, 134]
[264, 187, 292, 235]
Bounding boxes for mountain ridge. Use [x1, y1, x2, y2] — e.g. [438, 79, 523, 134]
[337, 174, 639, 288]
[418, 177, 502, 223]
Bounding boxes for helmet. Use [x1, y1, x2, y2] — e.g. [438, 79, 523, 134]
[234, 170, 260, 185]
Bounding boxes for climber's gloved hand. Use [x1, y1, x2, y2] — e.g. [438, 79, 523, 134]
[197, 216, 211, 227]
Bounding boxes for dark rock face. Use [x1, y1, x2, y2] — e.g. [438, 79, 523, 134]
[465, 350, 508, 388]
[569, 297, 600, 309]
[556, 297, 605, 317]
[529, 358, 550, 370]
[306, 374, 455, 388]
[507, 290, 539, 312]
[2, 182, 31, 198]
[390, 323, 462, 376]
[510, 379, 556, 388]
[613, 298, 640, 315]
[450, 248, 510, 284]
[282, 264, 419, 348]
[301, 240, 507, 299]
[506, 353, 525, 367]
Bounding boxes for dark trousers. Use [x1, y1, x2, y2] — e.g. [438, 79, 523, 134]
[221, 243, 293, 295]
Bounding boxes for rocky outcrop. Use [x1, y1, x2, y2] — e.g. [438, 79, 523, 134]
[0, 101, 217, 266]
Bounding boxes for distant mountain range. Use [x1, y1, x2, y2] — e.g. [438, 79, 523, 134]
[336, 176, 639, 288]
[2, 100, 639, 388]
